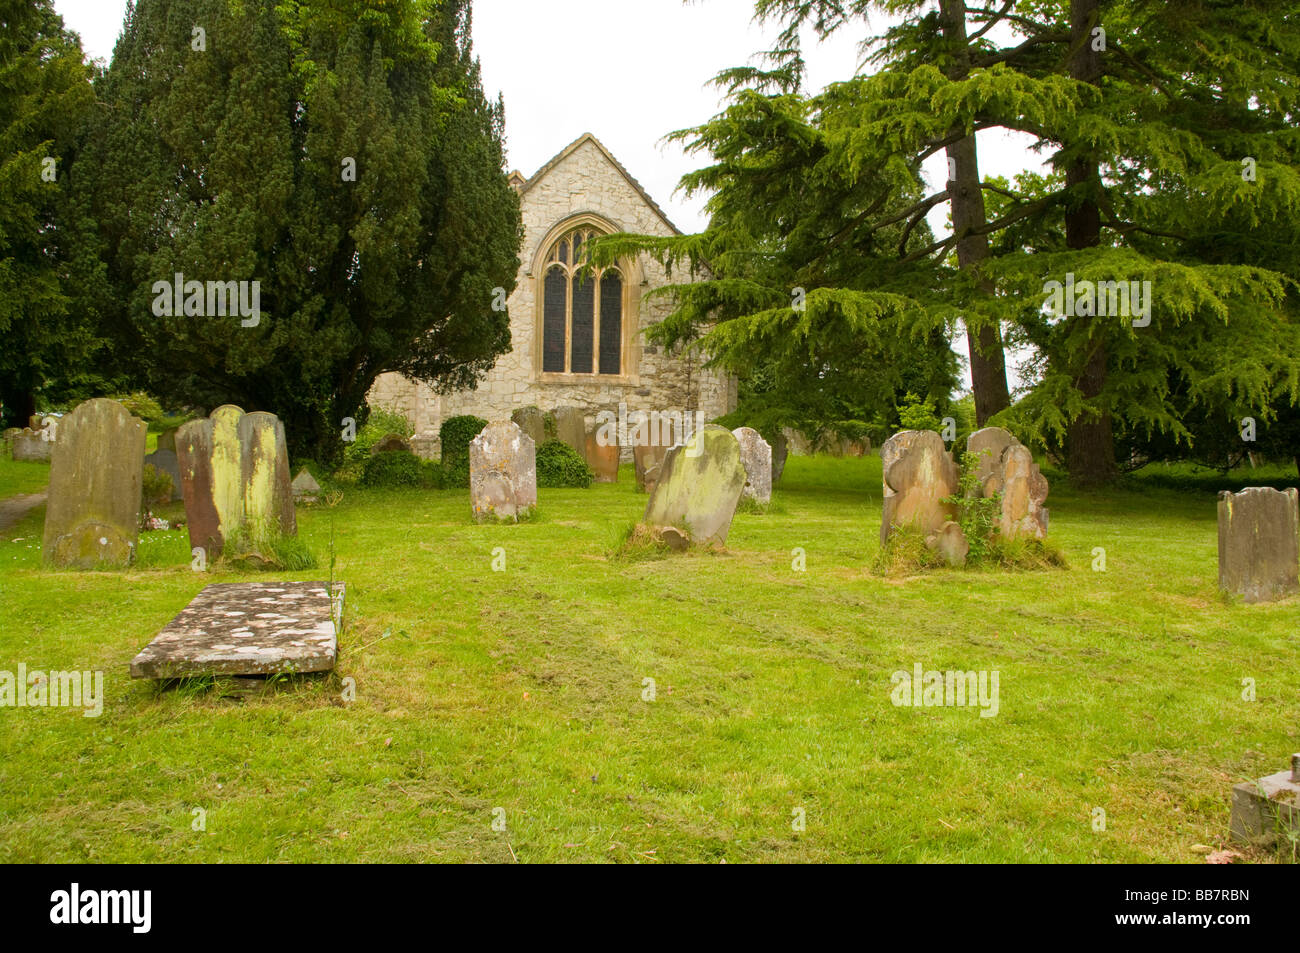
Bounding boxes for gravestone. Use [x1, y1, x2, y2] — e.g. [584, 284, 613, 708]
[634, 443, 668, 494]
[469, 421, 537, 523]
[143, 448, 184, 502]
[929, 521, 970, 568]
[130, 581, 343, 678]
[42, 398, 146, 568]
[732, 427, 773, 504]
[771, 432, 789, 485]
[967, 427, 1018, 489]
[1229, 754, 1300, 846]
[967, 427, 1050, 540]
[880, 430, 959, 544]
[12, 428, 52, 462]
[554, 406, 587, 457]
[176, 405, 297, 562]
[511, 407, 548, 447]
[156, 430, 178, 454]
[2, 428, 20, 455]
[585, 431, 620, 483]
[1217, 487, 1300, 603]
[371, 433, 411, 455]
[643, 425, 747, 547]
[291, 468, 321, 501]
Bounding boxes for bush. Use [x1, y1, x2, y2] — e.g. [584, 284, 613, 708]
[141, 463, 174, 508]
[362, 451, 424, 488]
[110, 392, 166, 423]
[536, 439, 593, 488]
[439, 415, 488, 466]
[344, 406, 415, 466]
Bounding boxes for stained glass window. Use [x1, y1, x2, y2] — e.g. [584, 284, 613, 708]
[540, 226, 625, 376]
[543, 266, 567, 373]
[599, 271, 622, 375]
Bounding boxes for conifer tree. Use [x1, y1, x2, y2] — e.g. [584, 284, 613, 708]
[77, 0, 520, 461]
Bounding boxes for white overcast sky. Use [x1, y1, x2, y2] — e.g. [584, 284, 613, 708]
[54, 0, 1043, 390]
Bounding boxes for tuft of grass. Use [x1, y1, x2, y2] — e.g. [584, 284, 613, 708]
[606, 520, 672, 562]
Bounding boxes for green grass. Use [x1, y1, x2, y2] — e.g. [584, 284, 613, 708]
[0, 457, 51, 499]
[0, 454, 1296, 863]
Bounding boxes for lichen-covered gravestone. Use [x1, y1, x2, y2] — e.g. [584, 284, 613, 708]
[1217, 487, 1300, 603]
[554, 406, 587, 458]
[12, 428, 52, 462]
[731, 427, 772, 504]
[469, 421, 537, 523]
[43, 398, 146, 568]
[880, 430, 959, 544]
[176, 405, 297, 562]
[634, 443, 668, 494]
[643, 425, 747, 547]
[511, 407, 548, 447]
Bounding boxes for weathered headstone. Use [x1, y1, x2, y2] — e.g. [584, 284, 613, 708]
[511, 407, 548, 447]
[469, 421, 537, 523]
[1230, 754, 1300, 846]
[291, 468, 322, 501]
[2, 428, 21, 456]
[143, 448, 184, 502]
[12, 428, 52, 462]
[42, 398, 146, 568]
[130, 581, 343, 678]
[634, 443, 668, 494]
[929, 521, 970, 567]
[643, 425, 747, 547]
[732, 427, 773, 504]
[585, 431, 620, 483]
[771, 432, 789, 485]
[554, 406, 587, 457]
[155, 429, 178, 454]
[176, 405, 297, 561]
[371, 433, 411, 455]
[967, 427, 1018, 489]
[1217, 487, 1300, 603]
[880, 430, 959, 544]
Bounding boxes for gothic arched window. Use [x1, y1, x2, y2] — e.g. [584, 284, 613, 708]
[540, 226, 625, 375]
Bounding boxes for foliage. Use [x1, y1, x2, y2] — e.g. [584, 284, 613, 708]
[897, 392, 943, 435]
[141, 464, 174, 509]
[944, 451, 1001, 564]
[439, 415, 487, 466]
[0, 0, 101, 427]
[361, 450, 424, 489]
[536, 439, 593, 489]
[110, 392, 166, 424]
[75, 0, 521, 463]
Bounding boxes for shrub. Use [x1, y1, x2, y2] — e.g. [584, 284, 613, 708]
[362, 451, 424, 488]
[439, 415, 488, 466]
[110, 392, 167, 423]
[141, 463, 174, 508]
[344, 406, 415, 466]
[536, 439, 593, 488]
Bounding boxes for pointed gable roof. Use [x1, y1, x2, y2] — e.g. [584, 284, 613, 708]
[519, 133, 683, 236]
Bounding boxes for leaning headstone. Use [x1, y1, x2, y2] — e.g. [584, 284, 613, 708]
[732, 427, 773, 504]
[12, 428, 52, 462]
[993, 445, 1050, 540]
[371, 433, 411, 455]
[469, 421, 537, 523]
[143, 448, 184, 502]
[1230, 754, 1300, 846]
[291, 468, 322, 502]
[176, 405, 297, 562]
[880, 430, 959, 544]
[771, 432, 789, 485]
[130, 581, 343, 678]
[643, 425, 747, 547]
[1217, 487, 1300, 603]
[554, 406, 587, 457]
[634, 443, 668, 494]
[511, 407, 548, 447]
[585, 431, 620, 483]
[42, 398, 146, 568]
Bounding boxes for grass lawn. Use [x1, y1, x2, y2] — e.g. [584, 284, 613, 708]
[0, 453, 1296, 863]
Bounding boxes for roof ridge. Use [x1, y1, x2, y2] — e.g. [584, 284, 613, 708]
[519, 133, 682, 236]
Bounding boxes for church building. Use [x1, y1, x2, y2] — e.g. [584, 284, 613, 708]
[369, 133, 736, 453]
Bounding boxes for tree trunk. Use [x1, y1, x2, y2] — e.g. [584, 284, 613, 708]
[1063, 0, 1118, 486]
[939, 0, 1011, 427]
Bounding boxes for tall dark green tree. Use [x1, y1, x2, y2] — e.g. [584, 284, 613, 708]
[77, 0, 520, 461]
[0, 0, 98, 428]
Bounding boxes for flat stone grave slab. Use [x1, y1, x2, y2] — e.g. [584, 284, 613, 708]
[130, 581, 343, 679]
